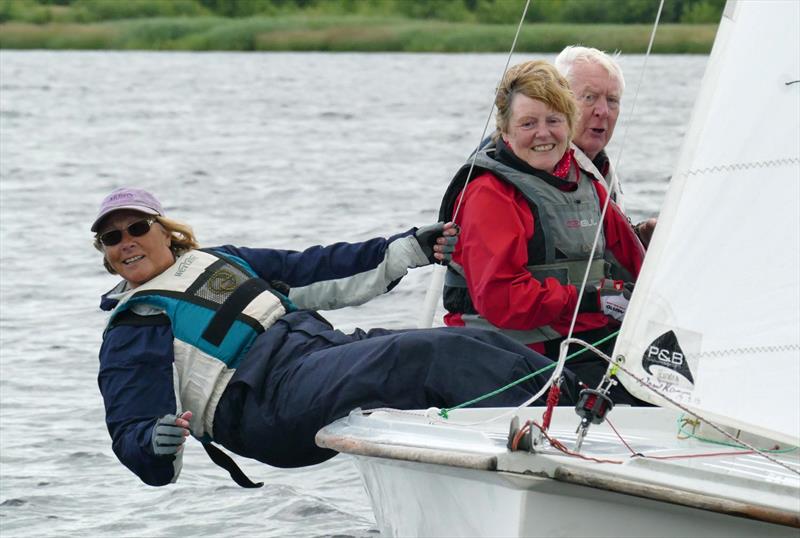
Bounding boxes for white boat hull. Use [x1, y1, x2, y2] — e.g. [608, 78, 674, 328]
[318, 407, 800, 537]
[354, 456, 795, 537]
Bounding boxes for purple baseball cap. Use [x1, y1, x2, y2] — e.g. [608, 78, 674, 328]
[91, 187, 165, 232]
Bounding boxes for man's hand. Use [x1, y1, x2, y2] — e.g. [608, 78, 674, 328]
[414, 222, 459, 264]
[150, 411, 192, 456]
[634, 218, 657, 248]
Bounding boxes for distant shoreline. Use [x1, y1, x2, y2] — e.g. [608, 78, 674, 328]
[0, 17, 717, 53]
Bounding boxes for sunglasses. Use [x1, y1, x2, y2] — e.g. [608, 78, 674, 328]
[97, 218, 156, 247]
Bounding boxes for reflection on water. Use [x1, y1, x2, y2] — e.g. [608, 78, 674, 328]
[0, 50, 705, 537]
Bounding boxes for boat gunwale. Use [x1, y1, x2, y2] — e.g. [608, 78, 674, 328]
[316, 428, 498, 471]
[317, 416, 800, 529]
[552, 466, 800, 529]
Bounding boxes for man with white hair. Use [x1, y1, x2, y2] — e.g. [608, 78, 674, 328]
[555, 45, 656, 247]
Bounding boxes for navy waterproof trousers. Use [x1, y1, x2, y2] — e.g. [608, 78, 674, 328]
[213, 311, 577, 468]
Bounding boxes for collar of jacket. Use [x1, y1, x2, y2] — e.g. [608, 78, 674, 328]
[592, 149, 611, 178]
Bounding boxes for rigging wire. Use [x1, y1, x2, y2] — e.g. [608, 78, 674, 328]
[416, 0, 670, 423]
[363, 331, 618, 426]
[450, 0, 531, 222]
[416, 0, 530, 329]
[560, 337, 800, 476]
[551, 0, 667, 393]
[435, 330, 618, 419]
[383, 0, 800, 473]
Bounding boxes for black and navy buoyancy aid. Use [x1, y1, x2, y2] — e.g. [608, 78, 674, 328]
[438, 147, 614, 344]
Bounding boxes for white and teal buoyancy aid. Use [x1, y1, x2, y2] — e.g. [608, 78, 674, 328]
[439, 148, 612, 344]
[106, 249, 290, 439]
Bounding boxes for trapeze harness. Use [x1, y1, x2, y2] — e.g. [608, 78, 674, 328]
[105, 248, 294, 488]
[439, 148, 631, 346]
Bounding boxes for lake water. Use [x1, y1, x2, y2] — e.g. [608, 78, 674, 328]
[0, 50, 706, 537]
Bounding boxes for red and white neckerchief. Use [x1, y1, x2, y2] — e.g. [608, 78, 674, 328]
[551, 148, 576, 180]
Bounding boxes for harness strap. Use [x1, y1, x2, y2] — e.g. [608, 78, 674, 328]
[202, 278, 270, 346]
[445, 259, 607, 288]
[186, 258, 227, 295]
[528, 258, 607, 285]
[201, 442, 263, 489]
[460, 314, 562, 344]
[444, 263, 468, 288]
[105, 310, 171, 335]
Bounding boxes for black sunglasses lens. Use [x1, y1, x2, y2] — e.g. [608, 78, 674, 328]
[100, 230, 122, 246]
[128, 219, 152, 237]
[98, 219, 152, 247]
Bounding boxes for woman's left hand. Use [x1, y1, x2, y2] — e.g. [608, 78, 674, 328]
[414, 221, 460, 264]
[150, 411, 193, 456]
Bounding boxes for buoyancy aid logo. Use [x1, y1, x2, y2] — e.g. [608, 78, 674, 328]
[175, 254, 197, 277]
[208, 269, 238, 293]
[642, 330, 695, 386]
[566, 217, 598, 229]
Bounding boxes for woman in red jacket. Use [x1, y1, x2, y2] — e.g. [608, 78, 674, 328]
[439, 60, 646, 404]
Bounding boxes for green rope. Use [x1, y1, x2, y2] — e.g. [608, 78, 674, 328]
[437, 331, 619, 419]
[677, 414, 799, 453]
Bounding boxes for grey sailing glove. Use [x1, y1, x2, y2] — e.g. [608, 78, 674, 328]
[150, 414, 189, 456]
[414, 222, 459, 264]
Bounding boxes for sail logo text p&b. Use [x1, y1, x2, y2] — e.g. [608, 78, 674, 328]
[642, 330, 695, 386]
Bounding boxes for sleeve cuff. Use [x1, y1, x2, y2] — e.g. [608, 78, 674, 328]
[404, 235, 430, 268]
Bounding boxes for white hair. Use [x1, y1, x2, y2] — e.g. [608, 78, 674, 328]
[554, 45, 626, 94]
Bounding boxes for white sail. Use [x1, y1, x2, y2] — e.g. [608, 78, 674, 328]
[614, 0, 800, 446]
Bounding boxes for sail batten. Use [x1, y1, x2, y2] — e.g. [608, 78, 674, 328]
[614, 0, 800, 446]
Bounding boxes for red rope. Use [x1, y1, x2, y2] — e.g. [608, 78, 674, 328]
[510, 421, 532, 451]
[540, 383, 561, 431]
[640, 449, 757, 460]
[605, 417, 761, 461]
[517, 418, 764, 465]
[605, 417, 639, 456]
[531, 421, 624, 465]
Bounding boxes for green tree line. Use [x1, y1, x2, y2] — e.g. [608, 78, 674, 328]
[1, 0, 726, 25]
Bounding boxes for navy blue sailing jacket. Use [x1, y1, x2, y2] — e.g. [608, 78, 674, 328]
[98, 230, 428, 486]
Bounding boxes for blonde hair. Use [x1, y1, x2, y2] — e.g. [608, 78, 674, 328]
[94, 215, 200, 275]
[494, 60, 577, 140]
[156, 215, 199, 256]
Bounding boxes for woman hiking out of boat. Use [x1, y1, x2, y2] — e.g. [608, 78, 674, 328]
[439, 60, 646, 405]
[93, 187, 580, 487]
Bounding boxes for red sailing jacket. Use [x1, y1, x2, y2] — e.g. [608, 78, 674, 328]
[444, 171, 645, 353]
